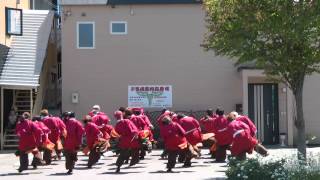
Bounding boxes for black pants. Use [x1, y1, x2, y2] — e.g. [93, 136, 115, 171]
[167, 150, 179, 169]
[140, 149, 146, 159]
[116, 148, 139, 168]
[31, 151, 43, 168]
[167, 149, 191, 169]
[215, 145, 229, 162]
[43, 149, 52, 165]
[88, 148, 101, 167]
[65, 150, 77, 170]
[19, 151, 29, 171]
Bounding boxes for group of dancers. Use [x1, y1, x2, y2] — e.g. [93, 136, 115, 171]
[14, 105, 268, 174]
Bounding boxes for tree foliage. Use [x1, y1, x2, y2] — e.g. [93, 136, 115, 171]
[204, 0, 320, 92]
[203, 0, 320, 158]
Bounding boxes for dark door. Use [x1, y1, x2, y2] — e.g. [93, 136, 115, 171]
[248, 84, 279, 145]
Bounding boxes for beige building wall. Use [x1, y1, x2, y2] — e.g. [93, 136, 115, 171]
[0, 0, 30, 46]
[61, 4, 243, 118]
[303, 74, 320, 144]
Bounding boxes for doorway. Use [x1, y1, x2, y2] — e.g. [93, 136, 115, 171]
[248, 84, 279, 145]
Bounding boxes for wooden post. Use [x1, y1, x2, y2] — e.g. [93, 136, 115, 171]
[1, 87, 4, 150]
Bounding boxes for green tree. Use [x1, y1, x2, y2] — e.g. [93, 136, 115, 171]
[203, 0, 320, 159]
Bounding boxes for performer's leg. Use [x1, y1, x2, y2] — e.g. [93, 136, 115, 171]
[31, 151, 42, 169]
[254, 144, 269, 156]
[18, 151, 29, 172]
[177, 150, 186, 163]
[161, 149, 168, 159]
[115, 149, 130, 173]
[65, 150, 76, 174]
[215, 145, 228, 162]
[130, 148, 140, 166]
[139, 149, 146, 160]
[167, 150, 178, 172]
[43, 149, 52, 165]
[183, 148, 192, 167]
[88, 148, 101, 168]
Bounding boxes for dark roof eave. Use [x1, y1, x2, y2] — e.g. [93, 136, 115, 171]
[107, 0, 202, 5]
[237, 66, 262, 72]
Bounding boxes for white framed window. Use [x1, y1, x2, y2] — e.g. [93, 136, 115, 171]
[77, 21, 95, 49]
[110, 21, 127, 35]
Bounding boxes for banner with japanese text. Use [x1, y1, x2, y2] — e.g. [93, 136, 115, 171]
[128, 85, 172, 108]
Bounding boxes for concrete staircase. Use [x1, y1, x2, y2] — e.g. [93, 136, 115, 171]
[3, 130, 19, 150]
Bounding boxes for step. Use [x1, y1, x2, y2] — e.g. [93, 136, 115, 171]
[3, 144, 18, 148]
[4, 134, 18, 138]
[4, 139, 19, 143]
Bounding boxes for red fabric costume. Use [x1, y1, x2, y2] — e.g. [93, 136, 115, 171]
[156, 110, 171, 126]
[115, 119, 140, 149]
[213, 115, 232, 146]
[16, 119, 41, 151]
[85, 122, 102, 149]
[199, 115, 217, 133]
[177, 116, 202, 146]
[91, 113, 111, 140]
[160, 122, 187, 151]
[227, 120, 258, 156]
[33, 121, 51, 146]
[64, 118, 85, 151]
[130, 115, 149, 131]
[42, 116, 65, 143]
[236, 115, 257, 137]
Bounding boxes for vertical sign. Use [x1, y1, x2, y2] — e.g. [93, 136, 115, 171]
[128, 85, 172, 108]
[5, 7, 23, 36]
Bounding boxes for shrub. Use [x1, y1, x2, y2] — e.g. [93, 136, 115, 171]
[226, 153, 320, 180]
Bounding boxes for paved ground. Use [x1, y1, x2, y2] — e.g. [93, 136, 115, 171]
[0, 147, 319, 180]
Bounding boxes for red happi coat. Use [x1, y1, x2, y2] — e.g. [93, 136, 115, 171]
[156, 111, 171, 126]
[199, 115, 217, 133]
[213, 115, 232, 146]
[140, 114, 154, 141]
[178, 116, 202, 146]
[115, 119, 140, 149]
[85, 122, 102, 149]
[16, 119, 42, 151]
[130, 115, 149, 131]
[104, 124, 114, 140]
[236, 115, 257, 137]
[64, 118, 85, 151]
[92, 113, 111, 140]
[227, 120, 258, 156]
[34, 121, 51, 145]
[52, 116, 66, 136]
[42, 116, 64, 143]
[160, 122, 187, 151]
